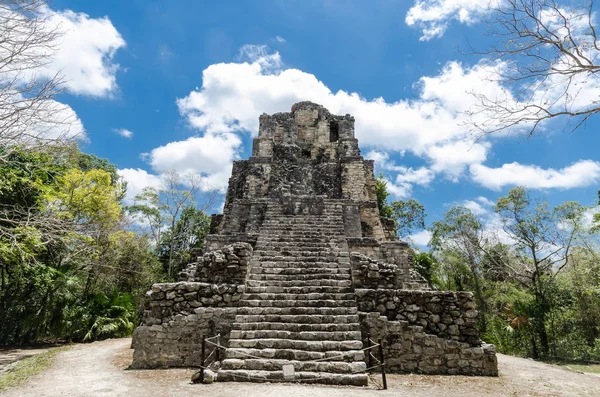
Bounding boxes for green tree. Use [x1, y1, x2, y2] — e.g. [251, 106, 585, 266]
[375, 174, 393, 219]
[128, 170, 216, 278]
[375, 175, 426, 238]
[494, 187, 586, 357]
[158, 207, 211, 277]
[430, 206, 490, 332]
[391, 199, 426, 238]
[412, 251, 441, 289]
[0, 147, 158, 344]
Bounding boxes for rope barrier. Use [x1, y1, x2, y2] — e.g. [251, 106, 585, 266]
[205, 338, 382, 363]
[200, 335, 387, 389]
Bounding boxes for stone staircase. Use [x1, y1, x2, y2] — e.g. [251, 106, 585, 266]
[218, 201, 368, 386]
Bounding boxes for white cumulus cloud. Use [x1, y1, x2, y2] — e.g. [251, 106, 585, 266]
[470, 160, 600, 190]
[114, 128, 133, 139]
[170, 44, 598, 199]
[146, 132, 242, 192]
[366, 150, 434, 198]
[118, 168, 163, 203]
[176, 47, 508, 186]
[406, 0, 500, 40]
[42, 7, 126, 97]
[2, 5, 126, 98]
[408, 229, 433, 247]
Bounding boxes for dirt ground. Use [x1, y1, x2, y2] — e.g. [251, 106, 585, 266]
[0, 347, 49, 376]
[2, 338, 599, 397]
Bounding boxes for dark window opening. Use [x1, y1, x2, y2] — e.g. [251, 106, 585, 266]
[329, 121, 339, 142]
[361, 221, 373, 237]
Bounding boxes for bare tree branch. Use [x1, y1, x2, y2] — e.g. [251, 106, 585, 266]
[0, 0, 81, 162]
[466, 0, 600, 136]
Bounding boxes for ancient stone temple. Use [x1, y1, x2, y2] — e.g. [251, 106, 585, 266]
[131, 102, 498, 385]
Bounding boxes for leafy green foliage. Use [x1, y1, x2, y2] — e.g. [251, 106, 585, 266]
[127, 173, 212, 279]
[0, 146, 161, 345]
[76, 153, 120, 186]
[70, 291, 136, 342]
[412, 252, 441, 289]
[375, 174, 394, 219]
[157, 207, 211, 276]
[375, 174, 426, 237]
[430, 186, 600, 361]
[391, 199, 426, 238]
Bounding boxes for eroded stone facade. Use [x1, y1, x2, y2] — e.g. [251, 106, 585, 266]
[131, 102, 498, 384]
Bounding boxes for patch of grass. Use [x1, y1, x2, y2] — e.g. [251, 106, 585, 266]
[0, 346, 68, 391]
[563, 364, 600, 374]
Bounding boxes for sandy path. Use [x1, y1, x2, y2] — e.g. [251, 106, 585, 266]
[3, 338, 599, 397]
[0, 347, 49, 375]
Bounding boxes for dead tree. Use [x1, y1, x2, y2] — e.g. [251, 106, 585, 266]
[0, 0, 80, 162]
[466, 0, 600, 136]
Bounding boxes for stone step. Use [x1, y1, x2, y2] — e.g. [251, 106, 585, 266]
[234, 314, 359, 324]
[255, 259, 349, 267]
[254, 248, 350, 260]
[260, 226, 344, 230]
[254, 261, 349, 269]
[259, 229, 345, 235]
[235, 306, 357, 316]
[250, 267, 350, 275]
[246, 286, 353, 294]
[221, 358, 366, 374]
[261, 219, 343, 224]
[238, 299, 356, 308]
[229, 338, 363, 351]
[258, 235, 344, 240]
[247, 279, 352, 287]
[248, 273, 351, 281]
[217, 369, 368, 386]
[242, 292, 355, 301]
[259, 234, 345, 240]
[229, 330, 362, 341]
[258, 243, 344, 249]
[261, 219, 343, 223]
[259, 229, 344, 234]
[225, 347, 365, 362]
[232, 322, 361, 332]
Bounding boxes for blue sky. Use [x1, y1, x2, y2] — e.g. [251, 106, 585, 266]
[45, 0, 600, 244]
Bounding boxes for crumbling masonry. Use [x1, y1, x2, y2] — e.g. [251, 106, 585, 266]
[131, 102, 498, 385]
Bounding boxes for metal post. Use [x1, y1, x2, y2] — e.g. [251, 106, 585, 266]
[378, 338, 387, 390]
[200, 335, 206, 382]
[366, 332, 372, 369]
[216, 335, 220, 362]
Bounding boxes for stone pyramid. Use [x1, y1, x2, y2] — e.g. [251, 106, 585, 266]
[131, 102, 498, 386]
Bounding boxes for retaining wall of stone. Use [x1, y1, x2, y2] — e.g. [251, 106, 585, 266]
[350, 252, 400, 289]
[178, 242, 253, 284]
[355, 289, 480, 346]
[132, 280, 244, 369]
[360, 313, 497, 376]
[131, 307, 237, 368]
[347, 240, 428, 290]
[140, 282, 244, 325]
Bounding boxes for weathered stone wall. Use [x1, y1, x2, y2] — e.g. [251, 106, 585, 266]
[132, 281, 245, 369]
[204, 234, 258, 252]
[179, 242, 253, 284]
[350, 253, 402, 289]
[131, 307, 237, 369]
[360, 313, 497, 376]
[141, 282, 245, 325]
[347, 239, 426, 289]
[355, 289, 480, 345]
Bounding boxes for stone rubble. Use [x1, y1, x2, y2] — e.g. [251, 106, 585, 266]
[131, 102, 499, 385]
